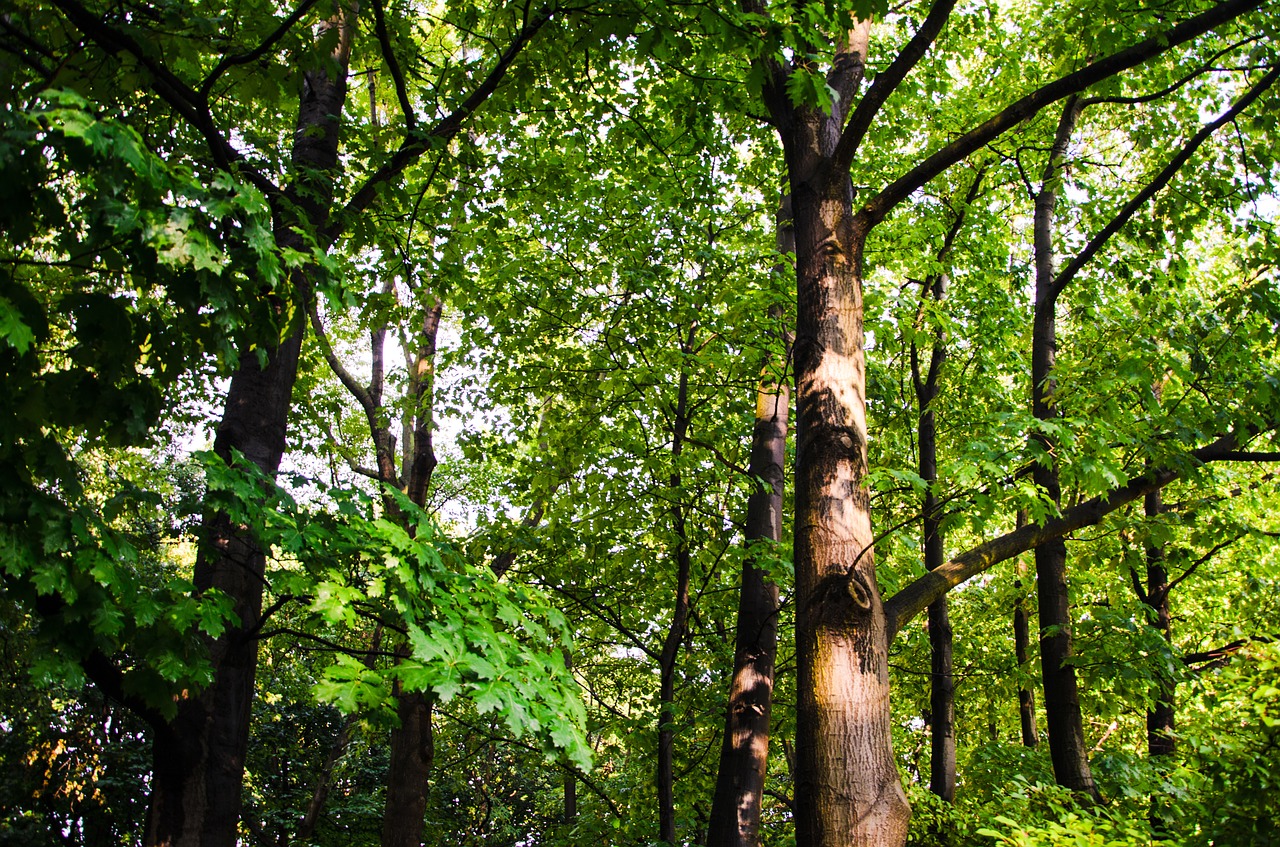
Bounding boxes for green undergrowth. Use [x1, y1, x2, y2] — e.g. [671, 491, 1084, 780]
[907, 641, 1280, 847]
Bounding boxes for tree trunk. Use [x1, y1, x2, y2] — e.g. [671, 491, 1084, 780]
[706, 199, 793, 847]
[658, 368, 693, 845]
[1013, 533, 1039, 748]
[1031, 99, 1100, 802]
[788, 151, 910, 847]
[381, 688, 435, 847]
[916, 305, 954, 803]
[910, 169, 982, 803]
[1144, 489, 1175, 758]
[381, 300, 442, 847]
[143, 12, 355, 843]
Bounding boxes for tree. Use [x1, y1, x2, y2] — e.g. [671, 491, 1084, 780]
[732, 0, 1276, 842]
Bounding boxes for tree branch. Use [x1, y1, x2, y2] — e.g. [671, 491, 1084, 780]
[1183, 635, 1275, 669]
[857, 0, 1269, 229]
[1051, 64, 1280, 300]
[324, 5, 554, 244]
[308, 298, 379, 420]
[371, 0, 418, 131]
[200, 0, 324, 99]
[48, 0, 277, 201]
[1166, 532, 1247, 594]
[833, 0, 958, 173]
[1081, 37, 1258, 107]
[883, 425, 1271, 640]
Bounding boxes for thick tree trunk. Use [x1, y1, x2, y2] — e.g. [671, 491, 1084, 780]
[381, 688, 435, 847]
[143, 15, 354, 839]
[707, 200, 792, 847]
[1031, 99, 1100, 802]
[789, 161, 909, 847]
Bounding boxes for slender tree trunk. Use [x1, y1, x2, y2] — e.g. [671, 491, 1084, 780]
[1013, 522, 1039, 748]
[916, 291, 954, 803]
[658, 369, 693, 845]
[563, 654, 578, 826]
[144, 12, 355, 845]
[706, 199, 793, 847]
[1144, 489, 1175, 758]
[910, 170, 982, 803]
[1031, 98, 1100, 802]
[381, 299, 443, 847]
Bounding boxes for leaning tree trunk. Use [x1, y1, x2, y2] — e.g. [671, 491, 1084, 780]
[706, 199, 793, 847]
[1030, 98, 1100, 802]
[144, 12, 355, 846]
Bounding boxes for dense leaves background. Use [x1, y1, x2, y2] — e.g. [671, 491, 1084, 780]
[1, 0, 1278, 844]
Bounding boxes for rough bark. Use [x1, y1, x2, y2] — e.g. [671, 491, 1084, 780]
[706, 199, 793, 847]
[750, 16, 915, 846]
[728, 1, 1266, 844]
[1030, 98, 1100, 802]
[144, 11, 355, 845]
[784, 97, 911, 847]
[381, 688, 435, 847]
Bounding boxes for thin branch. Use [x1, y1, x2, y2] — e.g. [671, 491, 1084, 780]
[1051, 65, 1280, 299]
[683, 435, 751, 477]
[437, 711, 624, 818]
[308, 298, 379, 419]
[1183, 635, 1275, 669]
[1166, 532, 1247, 593]
[325, 5, 554, 244]
[200, 0, 323, 99]
[49, 0, 277, 200]
[857, 0, 1269, 229]
[1081, 37, 1258, 107]
[833, 0, 958, 173]
[371, 0, 418, 131]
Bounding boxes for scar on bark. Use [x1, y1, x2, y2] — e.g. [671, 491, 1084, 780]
[809, 568, 875, 624]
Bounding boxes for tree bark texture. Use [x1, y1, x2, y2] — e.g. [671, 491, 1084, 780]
[707, 199, 793, 847]
[784, 112, 911, 847]
[144, 13, 355, 844]
[1031, 98, 1101, 802]
[381, 688, 435, 847]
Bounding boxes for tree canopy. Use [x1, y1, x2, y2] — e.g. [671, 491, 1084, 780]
[1, 0, 1278, 845]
